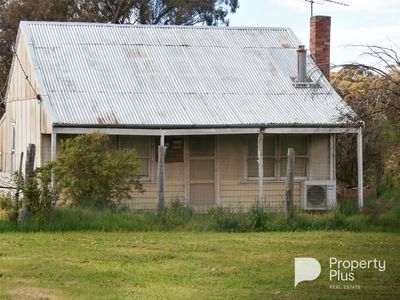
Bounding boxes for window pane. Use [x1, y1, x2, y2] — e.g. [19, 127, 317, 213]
[120, 136, 148, 156]
[247, 135, 276, 157]
[264, 158, 275, 177]
[280, 135, 308, 156]
[280, 157, 307, 177]
[247, 158, 275, 178]
[247, 158, 258, 177]
[165, 137, 184, 163]
[189, 136, 214, 157]
[264, 136, 276, 156]
[247, 137, 258, 157]
[138, 158, 149, 177]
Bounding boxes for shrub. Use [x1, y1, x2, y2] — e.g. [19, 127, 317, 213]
[0, 164, 53, 223]
[54, 132, 144, 209]
[0, 194, 17, 222]
[338, 200, 359, 216]
[162, 200, 194, 227]
[248, 206, 271, 231]
[211, 207, 249, 232]
[22, 163, 53, 222]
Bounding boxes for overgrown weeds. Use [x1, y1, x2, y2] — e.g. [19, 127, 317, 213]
[1, 187, 399, 232]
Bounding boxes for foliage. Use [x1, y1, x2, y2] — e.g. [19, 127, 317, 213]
[73, 0, 239, 25]
[0, 194, 17, 222]
[22, 163, 54, 221]
[0, 164, 53, 223]
[248, 205, 271, 231]
[1, 197, 400, 232]
[53, 132, 143, 209]
[210, 207, 250, 232]
[331, 50, 400, 189]
[0, 0, 239, 112]
[161, 199, 194, 227]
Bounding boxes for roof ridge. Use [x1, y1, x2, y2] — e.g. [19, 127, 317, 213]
[20, 20, 291, 31]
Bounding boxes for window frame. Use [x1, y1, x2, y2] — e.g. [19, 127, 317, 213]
[10, 122, 16, 173]
[277, 135, 310, 180]
[118, 135, 151, 181]
[155, 136, 184, 163]
[246, 134, 310, 181]
[246, 135, 277, 180]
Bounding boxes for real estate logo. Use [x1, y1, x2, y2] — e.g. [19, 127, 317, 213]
[294, 257, 321, 287]
[294, 257, 386, 289]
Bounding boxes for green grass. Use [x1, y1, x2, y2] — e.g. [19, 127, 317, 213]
[0, 231, 398, 299]
[0, 204, 399, 233]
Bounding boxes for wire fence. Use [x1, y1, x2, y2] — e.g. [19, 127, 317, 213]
[1, 133, 366, 213]
[119, 133, 362, 212]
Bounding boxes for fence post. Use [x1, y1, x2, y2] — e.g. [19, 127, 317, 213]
[257, 129, 264, 209]
[25, 144, 36, 183]
[18, 144, 36, 223]
[357, 127, 363, 209]
[286, 148, 295, 220]
[50, 132, 57, 206]
[158, 135, 166, 212]
[14, 152, 24, 208]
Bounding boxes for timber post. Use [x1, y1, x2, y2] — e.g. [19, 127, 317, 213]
[285, 148, 295, 220]
[257, 129, 264, 209]
[25, 144, 36, 183]
[357, 127, 363, 209]
[14, 152, 24, 209]
[158, 134, 166, 212]
[19, 144, 36, 223]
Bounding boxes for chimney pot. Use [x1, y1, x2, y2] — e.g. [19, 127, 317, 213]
[297, 45, 307, 82]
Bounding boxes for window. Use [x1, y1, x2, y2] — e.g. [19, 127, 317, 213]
[279, 135, 308, 178]
[247, 135, 276, 178]
[10, 123, 16, 173]
[247, 134, 309, 179]
[119, 136, 150, 177]
[155, 137, 184, 163]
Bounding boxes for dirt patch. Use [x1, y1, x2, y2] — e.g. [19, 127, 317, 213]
[8, 287, 61, 300]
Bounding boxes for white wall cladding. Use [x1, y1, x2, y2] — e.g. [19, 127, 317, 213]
[21, 21, 353, 127]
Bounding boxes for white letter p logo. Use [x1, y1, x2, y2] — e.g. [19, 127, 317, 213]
[294, 258, 321, 287]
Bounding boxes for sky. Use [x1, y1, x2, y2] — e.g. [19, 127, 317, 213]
[229, 0, 400, 68]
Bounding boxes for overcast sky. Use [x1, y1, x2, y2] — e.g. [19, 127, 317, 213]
[229, 0, 400, 68]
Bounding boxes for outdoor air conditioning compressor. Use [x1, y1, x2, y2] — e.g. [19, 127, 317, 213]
[303, 180, 336, 210]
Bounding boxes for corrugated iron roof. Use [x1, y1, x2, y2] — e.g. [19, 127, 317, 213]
[20, 21, 354, 127]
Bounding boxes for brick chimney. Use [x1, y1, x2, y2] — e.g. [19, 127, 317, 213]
[310, 16, 331, 81]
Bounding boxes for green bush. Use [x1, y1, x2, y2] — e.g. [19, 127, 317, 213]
[338, 200, 359, 216]
[1, 187, 400, 232]
[54, 132, 144, 209]
[211, 208, 249, 232]
[0, 194, 17, 222]
[0, 165, 53, 224]
[22, 163, 53, 222]
[162, 200, 194, 227]
[248, 206, 271, 231]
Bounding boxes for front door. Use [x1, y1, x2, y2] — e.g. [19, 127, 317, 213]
[188, 136, 215, 209]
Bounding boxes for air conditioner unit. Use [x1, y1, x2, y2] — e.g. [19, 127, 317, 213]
[303, 180, 336, 210]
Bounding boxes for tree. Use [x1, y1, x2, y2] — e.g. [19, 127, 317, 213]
[54, 132, 144, 209]
[331, 45, 400, 191]
[0, 0, 239, 114]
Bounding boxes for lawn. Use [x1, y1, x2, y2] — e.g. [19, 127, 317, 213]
[0, 231, 399, 299]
